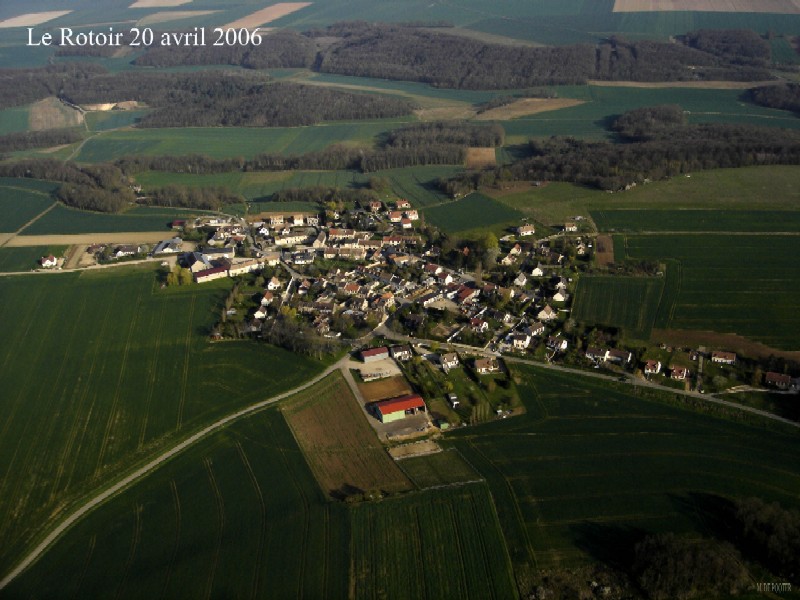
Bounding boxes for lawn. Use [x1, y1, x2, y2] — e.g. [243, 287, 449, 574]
[572, 275, 665, 340]
[75, 119, 410, 162]
[0, 245, 67, 272]
[281, 372, 413, 498]
[0, 269, 326, 575]
[591, 209, 800, 233]
[445, 365, 800, 587]
[423, 192, 523, 234]
[0, 180, 56, 232]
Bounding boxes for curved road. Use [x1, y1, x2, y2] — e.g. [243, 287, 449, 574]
[0, 357, 349, 591]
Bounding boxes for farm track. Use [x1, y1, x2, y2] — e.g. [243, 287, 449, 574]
[202, 458, 225, 600]
[0, 357, 347, 591]
[235, 442, 266, 600]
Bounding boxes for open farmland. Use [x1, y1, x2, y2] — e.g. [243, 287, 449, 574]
[0, 269, 325, 575]
[446, 366, 800, 581]
[620, 233, 800, 350]
[0, 182, 55, 233]
[423, 192, 522, 234]
[350, 484, 518, 600]
[282, 372, 413, 498]
[0, 245, 66, 271]
[614, 0, 800, 13]
[592, 209, 800, 233]
[20, 205, 184, 235]
[75, 120, 411, 162]
[572, 275, 665, 340]
[398, 448, 482, 488]
[4, 408, 351, 599]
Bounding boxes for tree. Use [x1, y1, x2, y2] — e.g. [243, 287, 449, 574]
[179, 268, 193, 286]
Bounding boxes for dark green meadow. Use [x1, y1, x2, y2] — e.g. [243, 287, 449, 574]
[572, 276, 665, 340]
[592, 209, 800, 233]
[0, 268, 324, 575]
[445, 366, 800, 584]
[20, 205, 187, 235]
[0, 179, 56, 232]
[423, 192, 523, 234]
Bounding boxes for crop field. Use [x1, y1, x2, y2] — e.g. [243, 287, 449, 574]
[491, 165, 800, 224]
[0, 245, 66, 272]
[4, 408, 352, 600]
[572, 275, 665, 340]
[282, 372, 413, 498]
[501, 85, 800, 142]
[75, 120, 410, 162]
[350, 484, 518, 600]
[446, 366, 800, 578]
[84, 109, 149, 132]
[0, 183, 55, 233]
[0, 269, 325, 575]
[20, 205, 181, 235]
[398, 448, 482, 488]
[591, 209, 800, 232]
[0, 105, 29, 135]
[620, 234, 800, 349]
[423, 192, 522, 234]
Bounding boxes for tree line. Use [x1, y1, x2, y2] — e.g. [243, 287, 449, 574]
[0, 128, 83, 153]
[748, 83, 800, 114]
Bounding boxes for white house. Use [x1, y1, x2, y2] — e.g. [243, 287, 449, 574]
[267, 277, 282, 291]
[40, 255, 58, 268]
[517, 224, 535, 236]
[512, 333, 531, 350]
[644, 360, 662, 375]
[538, 305, 557, 321]
[441, 353, 459, 370]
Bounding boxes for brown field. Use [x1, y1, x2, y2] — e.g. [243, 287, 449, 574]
[129, 0, 191, 8]
[282, 372, 413, 497]
[388, 440, 441, 460]
[613, 0, 800, 13]
[223, 2, 312, 29]
[414, 106, 477, 121]
[465, 147, 497, 169]
[595, 234, 615, 267]
[358, 375, 412, 402]
[6, 232, 170, 247]
[588, 79, 782, 89]
[137, 10, 218, 25]
[0, 11, 71, 28]
[29, 98, 84, 131]
[651, 329, 800, 361]
[474, 98, 585, 121]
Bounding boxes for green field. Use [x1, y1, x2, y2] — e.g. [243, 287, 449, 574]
[620, 234, 800, 349]
[423, 192, 522, 234]
[592, 209, 800, 233]
[398, 448, 482, 488]
[492, 165, 800, 225]
[0, 246, 67, 272]
[76, 120, 411, 162]
[445, 366, 800, 581]
[572, 275, 665, 340]
[20, 205, 186, 235]
[0, 179, 57, 232]
[84, 110, 150, 132]
[0, 106, 30, 135]
[0, 269, 325, 574]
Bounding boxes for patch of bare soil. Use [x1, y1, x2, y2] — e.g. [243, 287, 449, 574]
[0, 11, 71, 28]
[465, 147, 497, 169]
[651, 328, 800, 361]
[588, 79, 782, 89]
[595, 235, 615, 267]
[7, 232, 170, 247]
[388, 440, 441, 460]
[137, 10, 218, 25]
[358, 375, 412, 403]
[223, 2, 312, 29]
[29, 98, 83, 131]
[613, 0, 800, 13]
[414, 106, 477, 121]
[474, 98, 584, 121]
[129, 0, 191, 8]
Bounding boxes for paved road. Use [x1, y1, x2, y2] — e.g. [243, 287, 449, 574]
[0, 356, 349, 591]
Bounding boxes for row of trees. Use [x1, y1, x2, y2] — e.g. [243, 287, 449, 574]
[0, 128, 83, 153]
[143, 185, 242, 211]
[749, 83, 800, 114]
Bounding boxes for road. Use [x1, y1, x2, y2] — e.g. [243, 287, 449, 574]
[0, 356, 350, 591]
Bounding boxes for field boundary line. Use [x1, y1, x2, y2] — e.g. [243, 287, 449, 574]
[235, 442, 267, 600]
[160, 480, 181, 599]
[0, 202, 58, 247]
[0, 358, 345, 591]
[203, 458, 224, 600]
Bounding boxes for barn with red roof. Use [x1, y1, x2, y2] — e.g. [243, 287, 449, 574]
[373, 394, 426, 423]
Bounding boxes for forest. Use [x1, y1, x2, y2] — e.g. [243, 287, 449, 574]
[0, 128, 83, 154]
[748, 83, 800, 114]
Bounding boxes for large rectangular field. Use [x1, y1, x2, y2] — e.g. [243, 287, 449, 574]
[0, 179, 56, 232]
[572, 275, 665, 339]
[282, 372, 413, 498]
[0, 245, 67, 272]
[613, 0, 800, 13]
[591, 209, 800, 233]
[0, 269, 325, 574]
[423, 192, 522, 234]
[19, 205, 184, 235]
[446, 366, 800, 576]
[621, 234, 800, 350]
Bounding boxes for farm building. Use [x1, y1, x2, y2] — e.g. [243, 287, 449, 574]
[711, 351, 736, 365]
[361, 347, 389, 363]
[765, 371, 792, 389]
[607, 349, 632, 364]
[374, 394, 427, 423]
[194, 266, 228, 283]
[517, 224, 535, 236]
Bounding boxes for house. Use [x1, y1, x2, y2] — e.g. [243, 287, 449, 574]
[529, 322, 545, 337]
[152, 237, 182, 255]
[390, 345, 413, 361]
[552, 291, 567, 303]
[261, 252, 281, 266]
[424, 263, 443, 276]
[670, 366, 688, 380]
[517, 224, 535, 236]
[470, 318, 489, 333]
[194, 266, 228, 283]
[401, 218, 413, 229]
[114, 244, 141, 258]
[441, 353, 459, 370]
[389, 211, 403, 223]
[711, 351, 736, 365]
[607, 349, 632, 364]
[292, 251, 315, 265]
[328, 228, 355, 241]
[512, 333, 531, 350]
[369, 201, 382, 213]
[586, 347, 607, 362]
[509, 243, 522, 256]
[373, 394, 426, 423]
[405, 209, 419, 221]
[228, 258, 263, 277]
[171, 220, 186, 230]
[253, 306, 268, 319]
[267, 277, 282, 291]
[474, 357, 500, 375]
[395, 199, 411, 210]
[437, 271, 454, 285]
[260, 291, 274, 306]
[514, 273, 527, 287]
[447, 394, 459, 408]
[361, 347, 390, 363]
[644, 360, 662, 375]
[531, 264, 545, 277]
[546, 336, 568, 352]
[312, 231, 328, 249]
[765, 371, 792, 389]
[564, 222, 577, 232]
[538, 305, 558, 321]
[40, 255, 58, 268]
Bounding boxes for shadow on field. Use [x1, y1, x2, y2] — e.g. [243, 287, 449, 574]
[570, 522, 648, 573]
[330, 483, 365, 501]
[668, 492, 738, 542]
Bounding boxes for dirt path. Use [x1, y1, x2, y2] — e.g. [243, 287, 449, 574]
[5, 232, 172, 247]
[0, 355, 350, 591]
